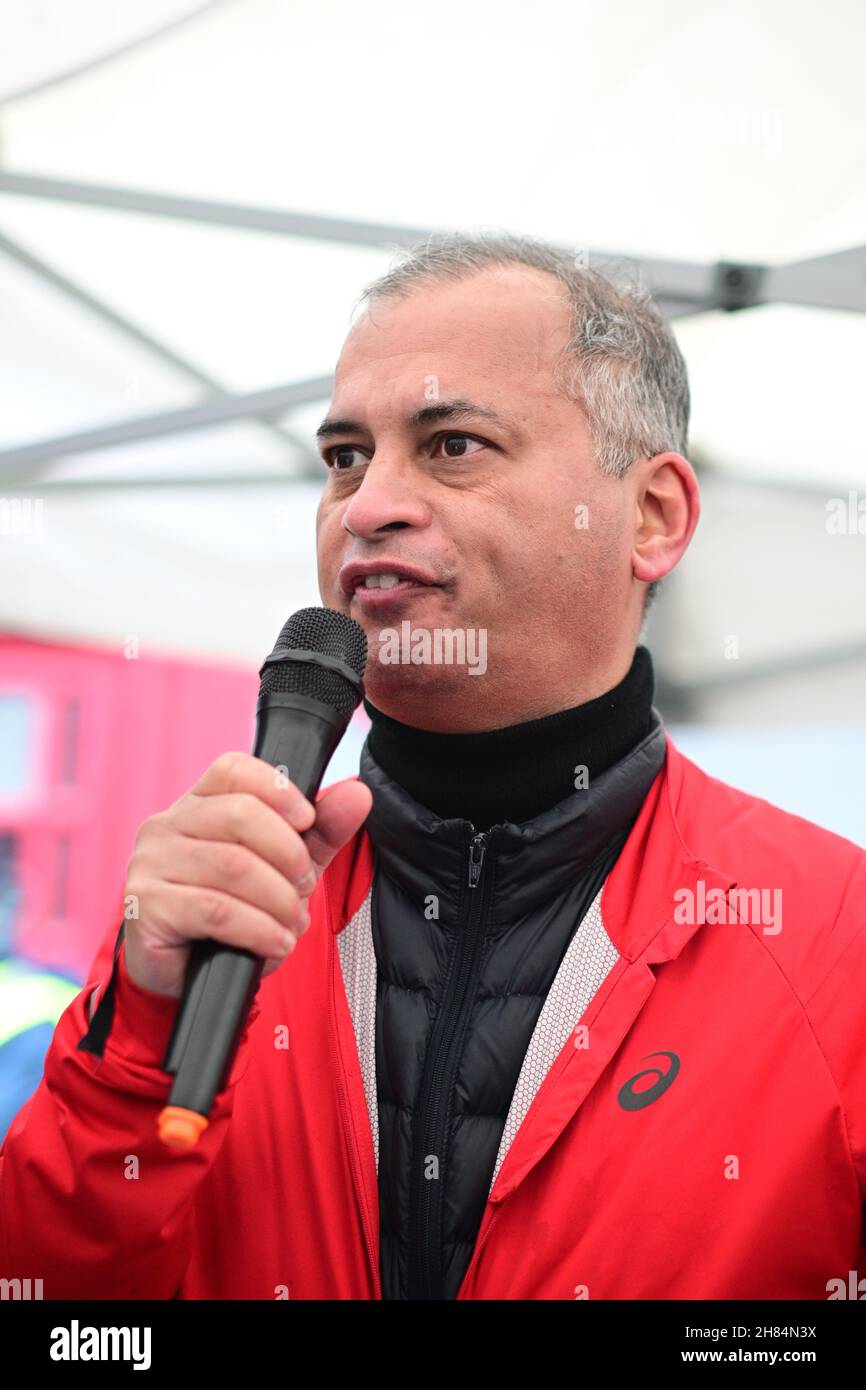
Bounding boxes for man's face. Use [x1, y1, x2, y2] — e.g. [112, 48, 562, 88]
[315, 264, 638, 730]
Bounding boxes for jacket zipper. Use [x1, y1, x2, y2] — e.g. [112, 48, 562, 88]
[407, 824, 495, 1300]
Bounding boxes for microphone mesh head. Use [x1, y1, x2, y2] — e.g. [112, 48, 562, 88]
[259, 607, 367, 720]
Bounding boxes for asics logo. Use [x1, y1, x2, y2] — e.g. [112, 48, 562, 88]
[617, 1050, 681, 1110]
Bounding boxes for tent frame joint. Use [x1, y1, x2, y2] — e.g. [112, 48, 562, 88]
[713, 260, 766, 312]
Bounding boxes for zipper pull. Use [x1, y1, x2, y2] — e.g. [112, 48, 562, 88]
[467, 832, 488, 889]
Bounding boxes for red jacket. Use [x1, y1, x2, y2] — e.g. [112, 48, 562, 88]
[2, 736, 865, 1299]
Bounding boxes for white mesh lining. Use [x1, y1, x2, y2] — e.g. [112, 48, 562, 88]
[337, 888, 379, 1169]
[489, 884, 619, 1189]
[336, 882, 619, 1191]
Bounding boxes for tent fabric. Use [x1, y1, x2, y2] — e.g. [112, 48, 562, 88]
[0, 0, 864, 686]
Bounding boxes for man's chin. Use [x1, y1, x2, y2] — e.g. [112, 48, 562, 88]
[363, 642, 490, 721]
[364, 680, 476, 731]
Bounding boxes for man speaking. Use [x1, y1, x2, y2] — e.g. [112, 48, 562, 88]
[2, 234, 864, 1300]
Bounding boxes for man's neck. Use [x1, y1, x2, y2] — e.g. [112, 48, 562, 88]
[362, 645, 656, 830]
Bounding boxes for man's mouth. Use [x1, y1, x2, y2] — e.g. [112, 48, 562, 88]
[356, 573, 427, 591]
[350, 573, 442, 610]
[338, 561, 445, 604]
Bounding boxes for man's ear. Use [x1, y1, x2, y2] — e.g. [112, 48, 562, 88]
[631, 452, 700, 584]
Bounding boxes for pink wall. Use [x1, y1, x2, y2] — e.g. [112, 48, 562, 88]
[0, 634, 258, 980]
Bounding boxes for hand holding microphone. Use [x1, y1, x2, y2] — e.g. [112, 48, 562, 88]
[123, 752, 370, 999]
[120, 608, 372, 1147]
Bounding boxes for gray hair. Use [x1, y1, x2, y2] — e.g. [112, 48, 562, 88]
[354, 231, 690, 481]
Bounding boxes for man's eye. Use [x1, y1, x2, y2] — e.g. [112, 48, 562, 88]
[432, 433, 486, 459]
[324, 433, 486, 469]
[326, 446, 366, 471]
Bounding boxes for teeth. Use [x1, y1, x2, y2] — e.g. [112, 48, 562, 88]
[363, 573, 401, 589]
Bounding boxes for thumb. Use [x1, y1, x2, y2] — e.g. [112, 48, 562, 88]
[303, 778, 373, 879]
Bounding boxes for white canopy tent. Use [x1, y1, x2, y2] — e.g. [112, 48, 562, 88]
[1, 0, 865, 716]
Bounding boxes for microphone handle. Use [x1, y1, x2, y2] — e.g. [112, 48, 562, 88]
[159, 695, 348, 1133]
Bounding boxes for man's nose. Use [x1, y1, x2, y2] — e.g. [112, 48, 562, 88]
[340, 456, 431, 538]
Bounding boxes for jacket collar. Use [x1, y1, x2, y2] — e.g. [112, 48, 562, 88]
[354, 709, 668, 926]
[327, 727, 739, 967]
[600, 733, 739, 962]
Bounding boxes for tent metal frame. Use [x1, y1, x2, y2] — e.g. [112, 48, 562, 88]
[0, 169, 865, 482]
[0, 1, 234, 108]
[0, 226, 323, 481]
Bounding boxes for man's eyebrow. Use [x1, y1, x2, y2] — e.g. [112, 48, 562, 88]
[315, 399, 517, 441]
[407, 400, 512, 430]
[315, 417, 363, 441]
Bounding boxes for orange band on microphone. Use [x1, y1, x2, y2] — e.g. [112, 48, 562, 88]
[158, 1106, 209, 1149]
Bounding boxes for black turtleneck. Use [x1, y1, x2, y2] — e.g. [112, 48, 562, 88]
[362, 645, 655, 831]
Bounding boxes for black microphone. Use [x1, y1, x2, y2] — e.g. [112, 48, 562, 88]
[157, 606, 368, 1150]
